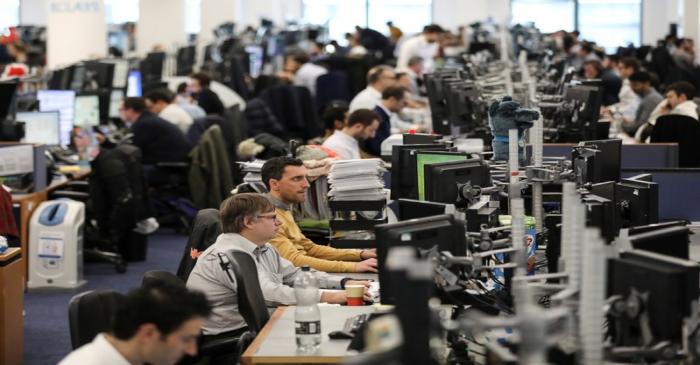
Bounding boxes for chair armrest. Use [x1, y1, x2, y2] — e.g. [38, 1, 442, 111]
[199, 336, 240, 356]
[155, 162, 189, 169]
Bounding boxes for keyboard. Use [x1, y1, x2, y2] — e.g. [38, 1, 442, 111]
[343, 313, 370, 335]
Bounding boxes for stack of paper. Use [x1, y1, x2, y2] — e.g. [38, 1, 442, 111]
[328, 159, 387, 201]
[238, 160, 265, 185]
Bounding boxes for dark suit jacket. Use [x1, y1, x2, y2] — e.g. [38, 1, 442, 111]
[130, 111, 192, 164]
[363, 105, 391, 157]
[195, 88, 225, 115]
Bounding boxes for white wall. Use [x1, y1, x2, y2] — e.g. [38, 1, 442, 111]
[20, 0, 47, 25]
[237, 0, 302, 28]
[137, 0, 187, 55]
[643, 0, 679, 45]
[46, 0, 107, 69]
[433, 0, 510, 30]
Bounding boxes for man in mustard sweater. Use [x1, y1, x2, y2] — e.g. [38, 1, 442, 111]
[262, 157, 378, 273]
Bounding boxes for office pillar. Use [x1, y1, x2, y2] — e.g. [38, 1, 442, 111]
[46, 0, 107, 69]
[682, 0, 700, 42]
[137, 0, 186, 55]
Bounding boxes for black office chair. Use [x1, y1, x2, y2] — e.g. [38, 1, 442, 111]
[142, 270, 185, 288]
[224, 250, 270, 334]
[68, 289, 125, 349]
[650, 114, 700, 167]
[176, 208, 222, 282]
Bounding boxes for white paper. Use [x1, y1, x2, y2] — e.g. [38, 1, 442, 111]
[38, 231, 65, 259]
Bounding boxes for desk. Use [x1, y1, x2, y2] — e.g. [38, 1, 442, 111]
[11, 169, 90, 280]
[241, 305, 376, 365]
[0, 248, 23, 365]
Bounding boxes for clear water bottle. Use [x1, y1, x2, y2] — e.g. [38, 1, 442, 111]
[294, 266, 321, 353]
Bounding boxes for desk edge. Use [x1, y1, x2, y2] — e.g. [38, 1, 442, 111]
[241, 306, 286, 365]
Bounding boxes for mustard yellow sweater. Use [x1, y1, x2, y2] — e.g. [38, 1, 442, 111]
[269, 207, 362, 273]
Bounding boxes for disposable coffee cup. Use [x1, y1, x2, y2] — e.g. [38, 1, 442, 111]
[345, 285, 365, 306]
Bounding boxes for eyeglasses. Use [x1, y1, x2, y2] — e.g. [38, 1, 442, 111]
[256, 214, 280, 223]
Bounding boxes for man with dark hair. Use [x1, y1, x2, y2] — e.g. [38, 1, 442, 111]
[646, 81, 698, 126]
[277, 48, 327, 96]
[322, 108, 380, 159]
[397, 24, 444, 72]
[261, 157, 378, 273]
[175, 81, 206, 119]
[59, 284, 211, 365]
[188, 72, 224, 115]
[145, 88, 194, 134]
[364, 85, 408, 156]
[120, 97, 192, 165]
[349, 65, 396, 112]
[186, 193, 370, 351]
[603, 57, 641, 128]
[582, 59, 622, 106]
[626, 71, 664, 136]
[321, 101, 349, 138]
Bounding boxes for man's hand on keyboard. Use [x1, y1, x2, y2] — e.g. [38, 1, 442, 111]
[355, 258, 378, 273]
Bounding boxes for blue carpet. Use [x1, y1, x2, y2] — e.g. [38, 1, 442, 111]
[23, 230, 188, 365]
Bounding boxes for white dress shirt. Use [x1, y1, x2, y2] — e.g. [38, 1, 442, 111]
[613, 79, 641, 120]
[159, 103, 194, 134]
[58, 334, 130, 365]
[294, 62, 328, 96]
[349, 86, 382, 112]
[396, 35, 439, 73]
[322, 130, 360, 160]
[186, 233, 345, 335]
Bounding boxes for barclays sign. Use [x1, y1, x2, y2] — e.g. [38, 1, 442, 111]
[49, 1, 102, 13]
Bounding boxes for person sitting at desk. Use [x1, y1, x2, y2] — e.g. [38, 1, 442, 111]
[186, 193, 371, 360]
[145, 88, 194, 134]
[321, 101, 349, 140]
[276, 48, 327, 97]
[624, 71, 663, 137]
[261, 157, 378, 273]
[120, 97, 192, 165]
[59, 284, 211, 365]
[364, 85, 408, 157]
[322, 108, 380, 160]
[636, 81, 699, 142]
[188, 72, 225, 116]
[349, 65, 397, 112]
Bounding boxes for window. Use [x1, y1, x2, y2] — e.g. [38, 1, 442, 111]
[367, 0, 432, 37]
[0, 0, 19, 32]
[104, 0, 139, 24]
[511, 0, 641, 52]
[512, 0, 575, 34]
[578, 0, 640, 52]
[303, 0, 432, 44]
[185, 0, 201, 35]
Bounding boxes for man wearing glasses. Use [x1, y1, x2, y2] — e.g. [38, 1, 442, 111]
[186, 193, 370, 363]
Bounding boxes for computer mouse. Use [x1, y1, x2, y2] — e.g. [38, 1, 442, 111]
[328, 330, 354, 340]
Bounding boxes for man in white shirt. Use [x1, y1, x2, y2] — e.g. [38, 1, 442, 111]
[604, 57, 641, 123]
[186, 194, 370, 340]
[322, 108, 380, 159]
[349, 65, 397, 112]
[396, 24, 443, 73]
[59, 284, 211, 365]
[636, 81, 699, 142]
[145, 88, 194, 134]
[277, 49, 327, 96]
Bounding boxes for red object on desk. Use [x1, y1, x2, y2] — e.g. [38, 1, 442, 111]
[0, 187, 18, 238]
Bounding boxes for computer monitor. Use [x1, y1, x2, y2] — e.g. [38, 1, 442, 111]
[608, 250, 699, 344]
[69, 64, 86, 91]
[38, 90, 76, 146]
[106, 59, 129, 88]
[0, 81, 17, 121]
[572, 139, 622, 185]
[423, 159, 491, 204]
[615, 175, 659, 228]
[444, 82, 478, 133]
[84, 61, 115, 90]
[16, 111, 60, 145]
[376, 214, 467, 304]
[127, 70, 142, 97]
[397, 199, 453, 221]
[176, 45, 196, 76]
[109, 89, 125, 118]
[415, 151, 469, 201]
[74, 94, 100, 127]
[627, 223, 689, 260]
[244, 45, 264, 78]
[390, 144, 451, 200]
[403, 133, 441, 145]
[563, 84, 603, 140]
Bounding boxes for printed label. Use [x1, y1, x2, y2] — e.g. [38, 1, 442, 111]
[38, 231, 65, 259]
[295, 321, 321, 335]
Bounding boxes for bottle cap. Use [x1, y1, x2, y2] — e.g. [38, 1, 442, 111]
[301, 265, 310, 271]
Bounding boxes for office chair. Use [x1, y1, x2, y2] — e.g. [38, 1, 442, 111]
[224, 250, 270, 334]
[176, 208, 222, 282]
[68, 289, 125, 349]
[650, 114, 700, 167]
